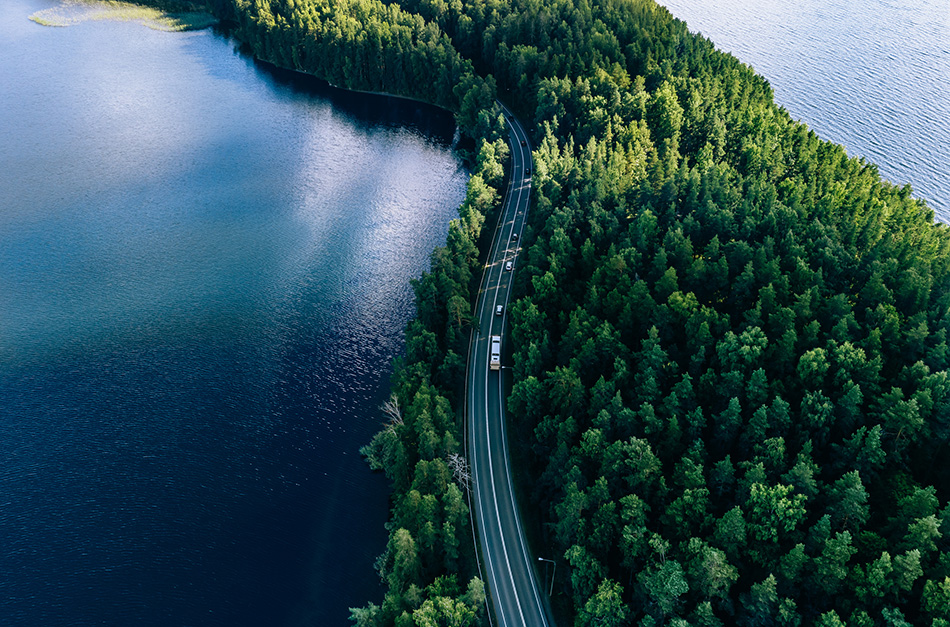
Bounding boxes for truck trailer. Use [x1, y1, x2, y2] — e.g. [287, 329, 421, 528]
[489, 335, 501, 370]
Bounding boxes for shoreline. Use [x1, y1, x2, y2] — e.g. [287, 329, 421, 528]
[29, 0, 217, 31]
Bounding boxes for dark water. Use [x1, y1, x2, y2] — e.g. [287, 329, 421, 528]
[659, 0, 950, 221]
[0, 1, 468, 625]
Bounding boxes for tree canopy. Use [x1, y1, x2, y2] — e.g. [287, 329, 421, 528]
[149, 0, 950, 624]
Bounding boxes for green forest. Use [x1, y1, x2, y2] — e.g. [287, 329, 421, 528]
[147, 0, 950, 624]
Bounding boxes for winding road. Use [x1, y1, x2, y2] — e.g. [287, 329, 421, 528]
[466, 105, 554, 627]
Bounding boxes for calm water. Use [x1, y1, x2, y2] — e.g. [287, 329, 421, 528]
[659, 0, 950, 220]
[0, 1, 468, 625]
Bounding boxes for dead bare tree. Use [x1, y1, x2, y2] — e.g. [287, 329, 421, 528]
[448, 452, 472, 492]
[382, 392, 402, 433]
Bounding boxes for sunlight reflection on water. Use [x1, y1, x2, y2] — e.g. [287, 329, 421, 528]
[0, 2, 467, 624]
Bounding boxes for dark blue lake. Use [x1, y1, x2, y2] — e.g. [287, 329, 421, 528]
[0, 1, 468, 624]
[659, 0, 950, 220]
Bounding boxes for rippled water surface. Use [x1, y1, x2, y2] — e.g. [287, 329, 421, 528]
[0, 1, 468, 624]
[659, 0, 950, 220]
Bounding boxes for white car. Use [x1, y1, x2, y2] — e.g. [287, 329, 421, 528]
[505, 261, 513, 271]
[495, 304, 504, 316]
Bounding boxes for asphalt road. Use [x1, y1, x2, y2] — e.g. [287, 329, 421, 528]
[466, 105, 554, 627]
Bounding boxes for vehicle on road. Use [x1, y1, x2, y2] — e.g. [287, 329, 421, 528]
[489, 335, 501, 370]
[512, 233, 518, 241]
[495, 304, 504, 316]
[505, 261, 513, 271]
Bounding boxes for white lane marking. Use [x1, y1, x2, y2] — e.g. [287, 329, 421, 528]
[470, 111, 543, 626]
[487, 119, 528, 625]
[499, 118, 548, 625]
[484, 364, 526, 626]
[471, 336, 508, 627]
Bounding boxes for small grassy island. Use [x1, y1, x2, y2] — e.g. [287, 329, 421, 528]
[30, 0, 216, 31]
[96, 0, 950, 625]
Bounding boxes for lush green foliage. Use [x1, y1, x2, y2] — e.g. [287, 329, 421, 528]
[205, 0, 496, 135]
[404, 0, 950, 624]
[139, 0, 950, 624]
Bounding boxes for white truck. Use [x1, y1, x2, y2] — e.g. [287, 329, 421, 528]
[489, 335, 501, 371]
